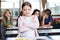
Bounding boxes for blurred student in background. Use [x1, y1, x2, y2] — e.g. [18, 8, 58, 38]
[17, 2, 39, 40]
[32, 9, 41, 26]
[1, 9, 13, 40]
[41, 9, 53, 28]
[3, 9, 13, 28]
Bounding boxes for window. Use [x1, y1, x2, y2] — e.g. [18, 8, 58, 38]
[47, 0, 60, 15]
[24, 0, 41, 13]
[1, 0, 20, 17]
[1, 0, 20, 26]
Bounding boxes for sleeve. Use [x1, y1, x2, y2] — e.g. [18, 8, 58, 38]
[3, 17, 7, 26]
[18, 16, 23, 32]
[49, 16, 53, 22]
[17, 16, 23, 37]
[33, 16, 39, 28]
[24, 16, 39, 29]
[10, 17, 13, 25]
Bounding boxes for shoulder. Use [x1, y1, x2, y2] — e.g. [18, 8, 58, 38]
[32, 15, 38, 18]
[48, 16, 53, 22]
[31, 15, 38, 20]
[48, 16, 52, 19]
[49, 16, 52, 18]
[18, 16, 25, 20]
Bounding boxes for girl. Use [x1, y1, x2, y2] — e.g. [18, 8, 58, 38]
[3, 9, 13, 28]
[32, 9, 41, 26]
[17, 2, 39, 40]
[41, 9, 53, 28]
[2, 9, 13, 40]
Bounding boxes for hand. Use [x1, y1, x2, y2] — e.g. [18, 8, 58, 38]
[8, 25, 12, 28]
[23, 22, 35, 30]
[8, 17, 10, 20]
[43, 16, 46, 20]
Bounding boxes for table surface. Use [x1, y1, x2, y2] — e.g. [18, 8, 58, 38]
[6, 30, 18, 34]
[50, 35, 60, 40]
[6, 28, 60, 34]
[7, 27, 18, 29]
[39, 26, 53, 28]
[6, 36, 51, 40]
[6, 28, 60, 40]
[6, 36, 60, 40]
[37, 29, 60, 33]
[6, 26, 53, 29]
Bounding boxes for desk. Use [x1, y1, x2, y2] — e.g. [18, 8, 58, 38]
[6, 28, 60, 37]
[6, 27, 18, 35]
[6, 30, 18, 34]
[7, 27, 18, 30]
[37, 29, 60, 40]
[6, 36, 60, 40]
[6, 27, 60, 40]
[6, 27, 18, 37]
[39, 26, 53, 28]
[50, 35, 60, 40]
[37, 29, 60, 36]
[6, 36, 50, 40]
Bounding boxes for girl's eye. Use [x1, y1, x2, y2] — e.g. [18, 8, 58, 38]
[23, 9, 26, 11]
[28, 9, 30, 10]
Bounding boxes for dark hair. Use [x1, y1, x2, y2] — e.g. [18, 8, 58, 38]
[43, 9, 51, 16]
[32, 9, 41, 23]
[16, 11, 23, 26]
[32, 9, 40, 15]
[18, 11, 23, 18]
[22, 2, 32, 9]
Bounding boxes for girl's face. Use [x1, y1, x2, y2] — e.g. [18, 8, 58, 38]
[22, 5, 32, 16]
[44, 14, 48, 18]
[43, 12, 48, 18]
[35, 11, 40, 17]
[5, 11, 11, 17]
[42, 12, 45, 16]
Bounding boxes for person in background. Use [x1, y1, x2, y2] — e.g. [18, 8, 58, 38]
[17, 2, 39, 40]
[3, 9, 13, 28]
[32, 9, 41, 26]
[41, 9, 53, 40]
[41, 9, 53, 28]
[1, 9, 13, 40]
